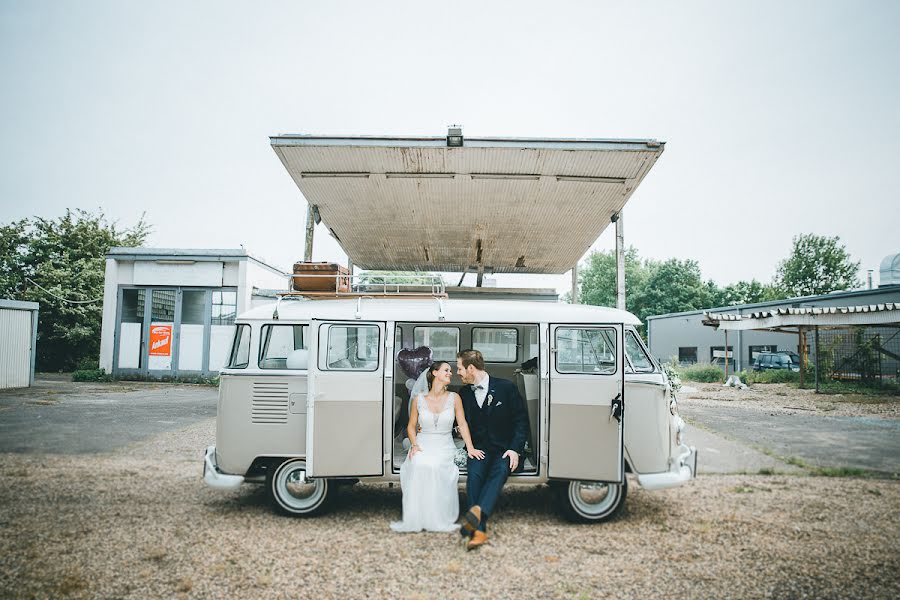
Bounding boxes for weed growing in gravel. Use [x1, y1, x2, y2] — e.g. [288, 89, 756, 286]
[758, 467, 775, 475]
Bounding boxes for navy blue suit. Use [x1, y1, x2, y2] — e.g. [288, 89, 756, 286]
[459, 376, 528, 532]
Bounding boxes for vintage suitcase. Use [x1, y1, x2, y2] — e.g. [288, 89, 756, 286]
[291, 262, 351, 293]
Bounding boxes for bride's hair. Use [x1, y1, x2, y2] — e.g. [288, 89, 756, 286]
[426, 361, 450, 391]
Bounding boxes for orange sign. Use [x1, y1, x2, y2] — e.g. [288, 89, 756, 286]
[149, 324, 173, 356]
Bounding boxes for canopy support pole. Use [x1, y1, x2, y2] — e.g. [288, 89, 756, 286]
[814, 325, 820, 394]
[615, 211, 625, 310]
[303, 204, 316, 262]
[799, 327, 806, 388]
[571, 263, 579, 304]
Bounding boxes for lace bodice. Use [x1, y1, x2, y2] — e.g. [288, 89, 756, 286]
[416, 393, 456, 434]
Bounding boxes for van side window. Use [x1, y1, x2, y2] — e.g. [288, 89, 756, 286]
[413, 326, 460, 361]
[625, 330, 655, 373]
[228, 324, 250, 369]
[325, 324, 380, 371]
[473, 327, 518, 362]
[259, 324, 308, 369]
[555, 327, 616, 375]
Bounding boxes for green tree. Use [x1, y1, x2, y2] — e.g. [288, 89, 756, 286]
[577, 249, 716, 325]
[630, 258, 714, 322]
[711, 279, 780, 307]
[577, 246, 654, 308]
[774, 233, 860, 297]
[0, 210, 150, 371]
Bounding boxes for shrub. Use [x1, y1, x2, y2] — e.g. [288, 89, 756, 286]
[743, 369, 800, 384]
[75, 358, 100, 371]
[72, 368, 111, 382]
[679, 363, 725, 383]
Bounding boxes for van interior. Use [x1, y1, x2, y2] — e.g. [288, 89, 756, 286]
[391, 322, 540, 474]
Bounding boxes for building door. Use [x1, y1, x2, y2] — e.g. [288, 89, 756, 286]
[146, 289, 177, 376]
[548, 324, 624, 483]
[306, 320, 385, 477]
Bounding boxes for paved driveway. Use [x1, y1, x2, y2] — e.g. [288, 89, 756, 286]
[0, 375, 216, 454]
[681, 404, 900, 475]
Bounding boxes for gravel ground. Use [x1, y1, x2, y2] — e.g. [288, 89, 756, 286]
[679, 382, 900, 419]
[1, 420, 898, 599]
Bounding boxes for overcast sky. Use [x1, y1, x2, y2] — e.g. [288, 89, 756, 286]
[2, 1, 898, 293]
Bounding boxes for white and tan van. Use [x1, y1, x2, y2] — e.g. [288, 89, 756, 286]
[203, 291, 696, 523]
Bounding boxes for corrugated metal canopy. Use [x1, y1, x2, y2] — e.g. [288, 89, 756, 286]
[702, 304, 900, 331]
[271, 135, 664, 274]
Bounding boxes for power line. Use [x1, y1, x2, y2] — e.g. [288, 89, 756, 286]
[25, 278, 103, 305]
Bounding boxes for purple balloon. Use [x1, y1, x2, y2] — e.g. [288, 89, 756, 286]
[397, 346, 434, 379]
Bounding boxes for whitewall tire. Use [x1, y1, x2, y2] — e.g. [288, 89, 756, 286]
[267, 459, 330, 517]
[555, 478, 627, 523]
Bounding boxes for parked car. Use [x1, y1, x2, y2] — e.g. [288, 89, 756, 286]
[753, 352, 799, 372]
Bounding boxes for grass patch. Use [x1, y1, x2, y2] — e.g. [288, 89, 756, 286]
[757, 467, 775, 475]
[809, 466, 878, 478]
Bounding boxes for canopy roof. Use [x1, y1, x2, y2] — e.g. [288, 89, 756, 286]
[702, 303, 900, 332]
[271, 134, 664, 274]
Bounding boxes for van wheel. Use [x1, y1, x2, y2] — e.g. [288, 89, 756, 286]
[555, 478, 627, 523]
[267, 459, 330, 517]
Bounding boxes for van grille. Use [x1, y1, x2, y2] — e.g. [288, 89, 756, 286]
[251, 382, 289, 424]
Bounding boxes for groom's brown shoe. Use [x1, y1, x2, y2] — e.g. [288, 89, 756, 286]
[466, 530, 488, 550]
[459, 505, 482, 537]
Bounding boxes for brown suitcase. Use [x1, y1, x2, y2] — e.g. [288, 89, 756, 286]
[291, 262, 351, 293]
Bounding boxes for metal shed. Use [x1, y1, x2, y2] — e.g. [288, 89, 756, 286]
[0, 299, 39, 389]
[270, 133, 664, 276]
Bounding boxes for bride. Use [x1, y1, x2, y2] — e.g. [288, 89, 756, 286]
[390, 361, 484, 532]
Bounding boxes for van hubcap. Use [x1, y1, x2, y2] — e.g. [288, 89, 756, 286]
[276, 462, 325, 511]
[570, 481, 618, 516]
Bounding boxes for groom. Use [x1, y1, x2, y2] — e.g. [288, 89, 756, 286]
[456, 349, 528, 550]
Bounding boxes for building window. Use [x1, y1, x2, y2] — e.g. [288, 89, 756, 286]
[413, 327, 460, 361]
[211, 291, 237, 325]
[473, 327, 519, 363]
[710, 346, 734, 370]
[555, 327, 617, 375]
[678, 347, 697, 365]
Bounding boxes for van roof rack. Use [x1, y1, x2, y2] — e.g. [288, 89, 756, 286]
[278, 273, 447, 300]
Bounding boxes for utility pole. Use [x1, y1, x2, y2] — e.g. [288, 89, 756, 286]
[614, 211, 625, 310]
[303, 204, 315, 262]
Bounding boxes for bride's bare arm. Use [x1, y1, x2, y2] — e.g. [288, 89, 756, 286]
[407, 400, 421, 457]
[454, 394, 484, 460]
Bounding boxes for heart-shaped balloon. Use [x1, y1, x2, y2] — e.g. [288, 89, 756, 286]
[397, 346, 434, 379]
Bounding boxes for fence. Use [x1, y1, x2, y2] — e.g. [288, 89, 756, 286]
[805, 325, 900, 393]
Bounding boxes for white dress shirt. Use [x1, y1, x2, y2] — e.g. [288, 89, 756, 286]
[472, 373, 490, 408]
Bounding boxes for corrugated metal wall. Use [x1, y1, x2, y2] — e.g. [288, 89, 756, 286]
[0, 307, 33, 389]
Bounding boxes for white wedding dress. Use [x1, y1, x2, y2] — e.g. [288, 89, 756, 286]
[390, 392, 461, 533]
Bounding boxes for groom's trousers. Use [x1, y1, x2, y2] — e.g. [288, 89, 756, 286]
[466, 450, 511, 532]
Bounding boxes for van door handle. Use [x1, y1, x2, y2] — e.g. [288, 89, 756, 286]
[609, 393, 622, 423]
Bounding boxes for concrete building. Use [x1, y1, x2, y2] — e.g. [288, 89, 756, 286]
[647, 285, 900, 372]
[99, 248, 288, 379]
[0, 299, 39, 389]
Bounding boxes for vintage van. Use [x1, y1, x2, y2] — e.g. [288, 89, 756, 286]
[202, 289, 696, 523]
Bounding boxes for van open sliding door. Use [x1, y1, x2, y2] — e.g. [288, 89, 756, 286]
[548, 324, 624, 483]
[306, 320, 385, 478]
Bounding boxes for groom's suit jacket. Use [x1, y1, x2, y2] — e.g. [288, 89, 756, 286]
[459, 376, 529, 460]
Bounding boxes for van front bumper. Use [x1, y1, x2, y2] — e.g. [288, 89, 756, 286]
[635, 444, 697, 491]
[202, 445, 245, 490]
